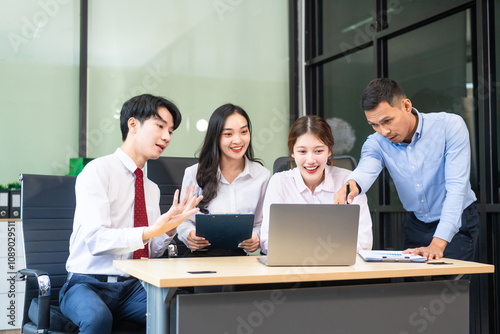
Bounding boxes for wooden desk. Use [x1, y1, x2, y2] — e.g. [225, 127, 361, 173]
[115, 256, 494, 334]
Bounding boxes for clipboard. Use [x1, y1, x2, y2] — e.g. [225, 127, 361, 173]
[195, 214, 254, 250]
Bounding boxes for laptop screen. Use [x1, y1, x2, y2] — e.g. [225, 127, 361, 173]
[265, 204, 360, 266]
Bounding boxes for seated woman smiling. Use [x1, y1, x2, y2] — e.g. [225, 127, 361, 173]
[177, 103, 270, 256]
[260, 115, 373, 254]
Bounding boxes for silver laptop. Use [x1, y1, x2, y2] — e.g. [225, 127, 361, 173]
[258, 203, 360, 266]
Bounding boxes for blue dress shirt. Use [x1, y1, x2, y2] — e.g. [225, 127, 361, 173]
[349, 109, 476, 243]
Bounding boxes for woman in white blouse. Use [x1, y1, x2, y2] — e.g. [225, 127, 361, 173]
[260, 115, 373, 254]
[177, 103, 270, 256]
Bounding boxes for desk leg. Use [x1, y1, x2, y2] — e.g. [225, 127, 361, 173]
[144, 282, 177, 334]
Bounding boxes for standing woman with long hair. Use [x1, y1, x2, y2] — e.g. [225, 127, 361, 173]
[260, 115, 373, 254]
[177, 103, 271, 256]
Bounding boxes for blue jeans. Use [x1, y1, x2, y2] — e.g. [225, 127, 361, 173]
[403, 203, 479, 261]
[59, 274, 147, 334]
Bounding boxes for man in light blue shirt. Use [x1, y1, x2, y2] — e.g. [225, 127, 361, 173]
[334, 78, 479, 261]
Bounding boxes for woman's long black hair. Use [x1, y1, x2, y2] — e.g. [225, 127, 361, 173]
[196, 103, 259, 213]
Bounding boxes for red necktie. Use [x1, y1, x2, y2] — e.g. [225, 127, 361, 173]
[133, 168, 149, 259]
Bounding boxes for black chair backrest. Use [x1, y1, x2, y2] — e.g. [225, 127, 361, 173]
[332, 155, 357, 170]
[20, 174, 76, 326]
[273, 156, 295, 174]
[146, 157, 197, 256]
[273, 155, 357, 174]
[146, 157, 198, 213]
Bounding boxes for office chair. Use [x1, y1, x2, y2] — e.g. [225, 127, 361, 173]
[146, 156, 198, 256]
[272, 155, 357, 174]
[332, 155, 357, 170]
[17, 174, 145, 334]
[273, 156, 295, 174]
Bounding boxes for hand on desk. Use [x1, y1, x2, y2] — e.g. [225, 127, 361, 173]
[239, 233, 259, 253]
[143, 185, 203, 241]
[403, 237, 448, 260]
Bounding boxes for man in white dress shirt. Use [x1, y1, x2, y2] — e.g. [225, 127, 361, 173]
[58, 94, 202, 334]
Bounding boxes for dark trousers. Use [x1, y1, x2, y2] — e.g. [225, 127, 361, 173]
[403, 203, 480, 261]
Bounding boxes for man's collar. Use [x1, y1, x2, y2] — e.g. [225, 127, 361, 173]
[394, 107, 421, 146]
[114, 148, 139, 174]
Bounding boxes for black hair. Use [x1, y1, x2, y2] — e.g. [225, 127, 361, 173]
[361, 78, 406, 111]
[196, 103, 260, 214]
[120, 94, 182, 141]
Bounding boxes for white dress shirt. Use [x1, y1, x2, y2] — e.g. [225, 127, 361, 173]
[177, 157, 271, 246]
[260, 165, 373, 254]
[66, 148, 174, 276]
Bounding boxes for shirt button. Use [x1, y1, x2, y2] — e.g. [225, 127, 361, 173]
[421, 200, 424, 202]
[416, 184, 420, 187]
[408, 147, 412, 150]
[425, 214, 428, 217]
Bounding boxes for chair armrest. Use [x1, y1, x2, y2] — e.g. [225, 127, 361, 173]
[167, 243, 178, 257]
[17, 268, 49, 280]
[17, 268, 52, 331]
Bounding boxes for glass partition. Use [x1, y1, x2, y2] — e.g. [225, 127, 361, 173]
[0, 1, 80, 185]
[87, 0, 290, 170]
[321, 47, 374, 162]
[387, 9, 475, 203]
[319, 0, 373, 57]
[320, 46, 377, 207]
[387, 0, 468, 29]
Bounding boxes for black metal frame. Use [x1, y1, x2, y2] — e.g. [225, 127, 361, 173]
[288, 0, 300, 122]
[475, 1, 498, 332]
[79, 0, 88, 157]
[293, 0, 499, 333]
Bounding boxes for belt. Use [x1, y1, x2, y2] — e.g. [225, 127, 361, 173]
[66, 272, 135, 283]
